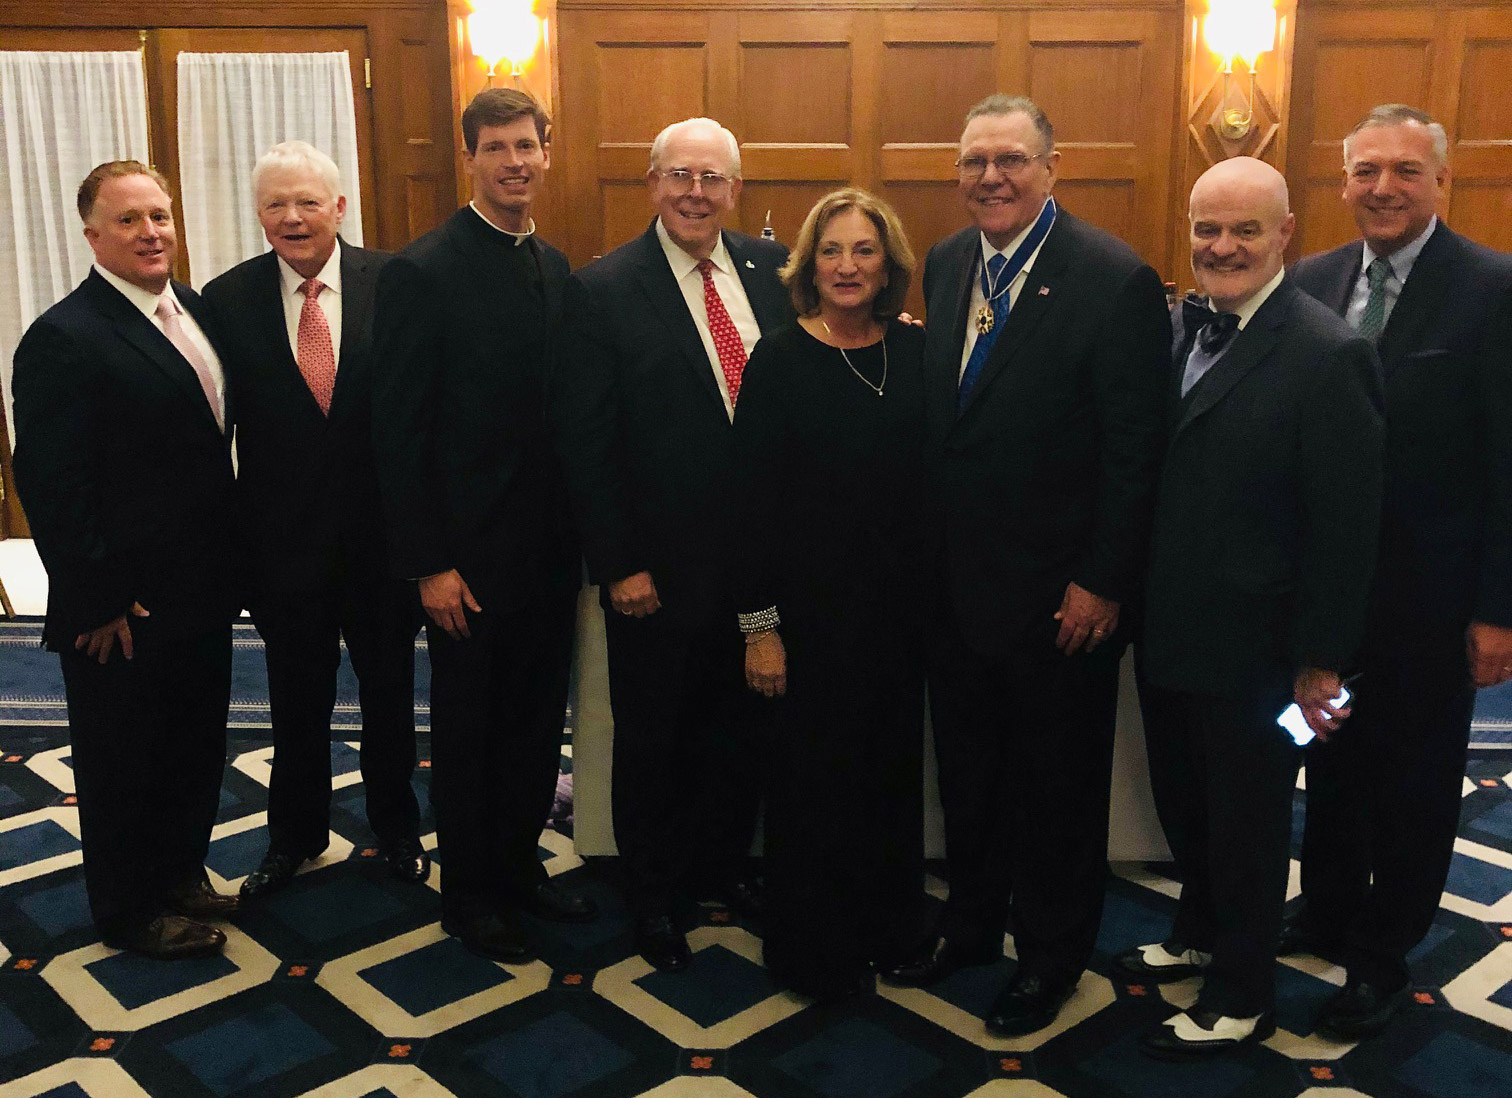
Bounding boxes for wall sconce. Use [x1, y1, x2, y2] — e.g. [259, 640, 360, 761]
[469, 0, 542, 83]
[1204, 0, 1277, 140]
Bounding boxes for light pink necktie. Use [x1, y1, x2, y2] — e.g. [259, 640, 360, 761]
[696, 258, 748, 404]
[154, 296, 222, 428]
[296, 278, 336, 415]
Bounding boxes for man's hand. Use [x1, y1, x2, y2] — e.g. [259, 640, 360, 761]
[1467, 621, 1512, 688]
[1053, 582, 1120, 654]
[74, 602, 149, 664]
[419, 569, 481, 640]
[1294, 666, 1350, 741]
[745, 631, 787, 697]
[609, 571, 661, 618]
[896, 311, 925, 329]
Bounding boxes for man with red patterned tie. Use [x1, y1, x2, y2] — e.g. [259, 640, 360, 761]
[202, 142, 427, 901]
[552, 117, 793, 971]
[13, 161, 240, 958]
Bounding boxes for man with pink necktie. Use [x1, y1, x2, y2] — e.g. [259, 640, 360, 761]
[201, 142, 427, 902]
[551, 117, 793, 971]
[12, 161, 240, 959]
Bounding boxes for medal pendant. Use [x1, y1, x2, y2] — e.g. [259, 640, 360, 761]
[976, 304, 994, 336]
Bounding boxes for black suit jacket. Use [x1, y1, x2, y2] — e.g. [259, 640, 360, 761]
[1140, 278, 1385, 698]
[551, 222, 793, 632]
[202, 240, 391, 595]
[1292, 223, 1512, 630]
[922, 211, 1170, 658]
[12, 270, 237, 649]
[370, 207, 577, 614]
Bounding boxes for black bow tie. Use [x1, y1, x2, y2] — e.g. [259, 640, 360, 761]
[1182, 296, 1241, 353]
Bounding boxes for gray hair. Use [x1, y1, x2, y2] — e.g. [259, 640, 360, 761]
[1342, 104, 1449, 167]
[963, 94, 1055, 154]
[648, 118, 742, 178]
[251, 140, 344, 201]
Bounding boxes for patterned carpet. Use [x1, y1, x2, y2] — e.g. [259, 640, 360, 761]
[1, 620, 1511, 1097]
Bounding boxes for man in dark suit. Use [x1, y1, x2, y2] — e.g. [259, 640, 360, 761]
[201, 142, 426, 900]
[1288, 104, 1512, 1037]
[880, 95, 1169, 1035]
[551, 117, 792, 971]
[370, 89, 592, 963]
[1112, 156, 1384, 1058]
[12, 161, 240, 958]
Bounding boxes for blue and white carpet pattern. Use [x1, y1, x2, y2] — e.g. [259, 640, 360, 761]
[1, 619, 1511, 1097]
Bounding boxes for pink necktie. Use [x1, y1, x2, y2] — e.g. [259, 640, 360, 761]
[696, 258, 748, 404]
[296, 278, 336, 415]
[154, 296, 222, 429]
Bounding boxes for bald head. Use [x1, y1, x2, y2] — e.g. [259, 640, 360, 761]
[1188, 156, 1295, 313]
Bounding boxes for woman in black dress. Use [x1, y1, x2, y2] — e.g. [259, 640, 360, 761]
[731, 188, 927, 1000]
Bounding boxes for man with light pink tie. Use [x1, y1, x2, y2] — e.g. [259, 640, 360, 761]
[12, 161, 240, 959]
[201, 142, 427, 903]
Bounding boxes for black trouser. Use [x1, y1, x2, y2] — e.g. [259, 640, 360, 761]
[926, 602, 1122, 988]
[1139, 678, 1299, 1017]
[1299, 618, 1476, 989]
[425, 590, 576, 921]
[61, 618, 232, 938]
[604, 609, 765, 918]
[253, 577, 421, 856]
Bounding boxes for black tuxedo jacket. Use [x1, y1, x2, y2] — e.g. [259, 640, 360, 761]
[370, 207, 577, 614]
[551, 222, 793, 632]
[202, 240, 391, 595]
[1292, 223, 1512, 630]
[1140, 278, 1385, 698]
[12, 270, 237, 649]
[922, 211, 1170, 658]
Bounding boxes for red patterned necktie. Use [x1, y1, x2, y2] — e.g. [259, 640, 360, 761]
[696, 258, 748, 404]
[297, 278, 336, 415]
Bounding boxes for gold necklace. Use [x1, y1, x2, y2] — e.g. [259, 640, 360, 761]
[821, 319, 887, 397]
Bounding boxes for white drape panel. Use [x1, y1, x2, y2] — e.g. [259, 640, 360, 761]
[176, 51, 363, 287]
[0, 51, 150, 444]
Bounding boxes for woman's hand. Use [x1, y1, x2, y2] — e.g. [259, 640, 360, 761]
[745, 630, 788, 697]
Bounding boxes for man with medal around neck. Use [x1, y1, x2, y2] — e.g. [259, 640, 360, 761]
[880, 94, 1170, 1038]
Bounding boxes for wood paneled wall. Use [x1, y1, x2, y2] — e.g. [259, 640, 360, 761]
[1287, 2, 1512, 258]
[555, 0, 1185, 317]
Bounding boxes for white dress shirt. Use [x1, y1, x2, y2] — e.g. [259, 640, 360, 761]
[958, 201, 1055, 380]
[656, 217, 762, 421]
[1345, 215, 1436, 332]
[277, 243, 343, 371]
[93, 262, 225, 422]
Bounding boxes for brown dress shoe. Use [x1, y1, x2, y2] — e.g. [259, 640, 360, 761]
[104, 915, 226, 959]
[167, 876, 240, 920]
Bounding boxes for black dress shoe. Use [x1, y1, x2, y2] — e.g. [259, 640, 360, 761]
[381, 838, 431, 884]
[1111, 940, 1211, 983]
[879, 935, 999, 988]
[1277, 918, 1341, 958]
[104, 915, 226, 960]
[1140, 1009, 1276, 1059]
[519, 881, 598, 923]
[441, 912, 535, 964]
[635, 915, 692, 972]
[239, 852, 308, 900]
[985, 974, 1077, 1036]
[166, 875, 240, 920]
[1318, 979, 1406, 1039]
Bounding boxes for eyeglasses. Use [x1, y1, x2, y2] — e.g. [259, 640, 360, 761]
[657, 169, 733, 196]
[954, 152, 1047, 180]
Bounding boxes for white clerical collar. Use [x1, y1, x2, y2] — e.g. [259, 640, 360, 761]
[93, 262, 179, 321]
[276, 240, 342, 298]
[469, 201, 535, 245]
[1212, 265, 1285, 331]
[656, 216, 733, 280]
[1363, 215, 1436, 283]
[978, 198, 1052, 265]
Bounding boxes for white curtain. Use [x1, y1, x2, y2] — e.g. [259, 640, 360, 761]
[176, 51, 363, 287]
[0, 50, 151, 445]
